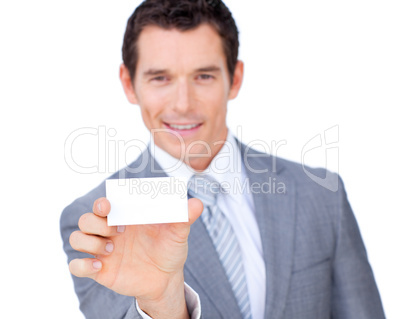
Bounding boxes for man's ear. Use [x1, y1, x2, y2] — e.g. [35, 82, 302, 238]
[119, 64, 139, 104]
[228, 60, 244, 100]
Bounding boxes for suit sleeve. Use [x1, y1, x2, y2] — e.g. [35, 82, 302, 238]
[330, 177, 385, 319]
[136, 284, 201, 319]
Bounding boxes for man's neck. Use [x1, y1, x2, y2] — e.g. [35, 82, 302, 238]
[183, 142, 226, 172]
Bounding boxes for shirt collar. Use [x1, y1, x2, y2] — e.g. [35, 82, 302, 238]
[149, 130, 244, 203]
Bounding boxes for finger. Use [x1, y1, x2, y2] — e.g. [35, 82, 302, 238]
[187, 198, 203, 225]
[93, 197, 111, 218]
[69, 258, 102, 279]
[70, 230, 114, 256]
[78, 212, 121, 237]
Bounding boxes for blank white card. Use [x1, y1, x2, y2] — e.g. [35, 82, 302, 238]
[106, 177, 188, 226]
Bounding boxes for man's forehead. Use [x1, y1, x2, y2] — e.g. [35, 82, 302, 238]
[135, 24, 227, 73]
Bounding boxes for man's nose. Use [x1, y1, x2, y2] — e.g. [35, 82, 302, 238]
[172, 79, 192, 113]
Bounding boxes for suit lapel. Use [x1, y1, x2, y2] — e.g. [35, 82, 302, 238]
[184, 143, 297, 318]
[185, 217, 243, 318]
[240, 143, 296, 319]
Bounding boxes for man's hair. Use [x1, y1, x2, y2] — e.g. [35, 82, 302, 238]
[122, 0, 239, 83]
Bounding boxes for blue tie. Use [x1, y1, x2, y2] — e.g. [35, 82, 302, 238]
[188, 175, 252, 319]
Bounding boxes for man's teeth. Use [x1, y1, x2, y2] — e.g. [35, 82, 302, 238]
[169, 124, 199, 130]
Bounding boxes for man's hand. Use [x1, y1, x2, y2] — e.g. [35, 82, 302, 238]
[69, 197, 203, 319]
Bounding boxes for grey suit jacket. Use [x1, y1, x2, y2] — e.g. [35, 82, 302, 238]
[60, 143, 385, 319]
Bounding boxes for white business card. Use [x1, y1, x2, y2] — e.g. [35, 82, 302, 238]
[106, 177, 189, 226]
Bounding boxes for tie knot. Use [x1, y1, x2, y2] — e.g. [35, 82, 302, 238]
[188, 175, 222, 207]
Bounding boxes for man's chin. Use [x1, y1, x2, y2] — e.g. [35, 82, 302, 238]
[155, 136, 211, 159]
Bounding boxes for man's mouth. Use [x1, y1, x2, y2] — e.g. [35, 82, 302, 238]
[164, 123, 202, 131]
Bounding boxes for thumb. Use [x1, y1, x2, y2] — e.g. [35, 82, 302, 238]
[187, 198, 203, 225]
[169, 198, 203, 238]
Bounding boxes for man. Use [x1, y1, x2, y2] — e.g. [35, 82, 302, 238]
[60, 0, 385, 318]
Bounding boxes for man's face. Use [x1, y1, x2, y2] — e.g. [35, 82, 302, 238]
[120, 24, 243, 170]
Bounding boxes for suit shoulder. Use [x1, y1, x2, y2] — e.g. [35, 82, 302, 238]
[276, 156, 341, 190]
[240, 143, 344, 194]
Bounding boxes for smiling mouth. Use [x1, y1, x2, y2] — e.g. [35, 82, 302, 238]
[164, 123, 202, 130]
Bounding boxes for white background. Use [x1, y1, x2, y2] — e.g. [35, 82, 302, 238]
[1, 0, 401, 318]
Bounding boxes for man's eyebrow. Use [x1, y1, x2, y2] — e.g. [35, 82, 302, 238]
[143, 69, 169, 77]
[195, 65, 221, 73]
[143, 66, 221, 77]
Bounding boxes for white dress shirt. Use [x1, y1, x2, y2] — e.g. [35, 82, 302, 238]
[137, 131, 266, 319]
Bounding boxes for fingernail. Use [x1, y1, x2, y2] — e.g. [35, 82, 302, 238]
[93, 261, 102, 270]
[105, 242, 114, 253]
[97, 202, 102, 213]
[117, 226, 125, 233]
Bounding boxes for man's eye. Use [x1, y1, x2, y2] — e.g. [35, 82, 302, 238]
[198, 74, 213, 80]
[152, 76, 167, 82]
